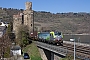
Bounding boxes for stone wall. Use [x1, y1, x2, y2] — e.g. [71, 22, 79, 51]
[25, 2, 32, 10]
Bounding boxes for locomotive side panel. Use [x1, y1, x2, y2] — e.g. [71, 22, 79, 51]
[38, 32, 50, 42]
[37, 31, 63, 45]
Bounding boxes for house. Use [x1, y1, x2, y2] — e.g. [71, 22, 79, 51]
[0, 22, 9, 27]
[10, 45, 21, 56]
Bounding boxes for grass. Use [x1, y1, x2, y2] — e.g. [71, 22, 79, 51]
[60, 54, 81, 60]
[4, 47, 10, 58]
[22, 41, 42, 60]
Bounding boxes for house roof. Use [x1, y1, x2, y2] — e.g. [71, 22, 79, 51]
[11, 45, 21, 50]
[0, 26, 6, 31]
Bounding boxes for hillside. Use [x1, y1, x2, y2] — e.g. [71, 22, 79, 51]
[0, 7, 90, 34]
[0, 7, 23, 22]
[34, 11, 90, 34]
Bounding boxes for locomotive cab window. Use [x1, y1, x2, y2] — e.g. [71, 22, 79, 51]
[50, 33, 53, 37]
[55, 32, 61, 36]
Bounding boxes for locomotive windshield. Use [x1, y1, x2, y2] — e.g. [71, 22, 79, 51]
[55, 32, 61, 36]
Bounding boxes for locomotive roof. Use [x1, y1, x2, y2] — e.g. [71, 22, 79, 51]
[38, 32, 50, 33]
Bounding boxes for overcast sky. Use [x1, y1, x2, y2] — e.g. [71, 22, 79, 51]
[0, 0, 90, 13]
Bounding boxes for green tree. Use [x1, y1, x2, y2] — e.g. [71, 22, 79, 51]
[16, 25, 29, 47]
[6, 24, 12, 34]
[22, 31, 29, 47]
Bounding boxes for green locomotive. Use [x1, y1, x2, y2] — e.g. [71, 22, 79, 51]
[38, 31, 63, 45]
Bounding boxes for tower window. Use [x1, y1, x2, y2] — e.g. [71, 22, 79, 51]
[31, 24, 32, 27]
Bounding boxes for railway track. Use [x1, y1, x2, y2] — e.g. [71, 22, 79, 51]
[63, 42, 90, 59]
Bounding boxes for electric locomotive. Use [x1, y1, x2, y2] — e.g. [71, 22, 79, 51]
[37, 31, 63, 45]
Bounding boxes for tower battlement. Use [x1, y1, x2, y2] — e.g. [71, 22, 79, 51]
[25, 2, 32, 10]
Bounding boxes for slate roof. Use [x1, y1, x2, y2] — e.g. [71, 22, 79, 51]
[11, 45, 21, 50]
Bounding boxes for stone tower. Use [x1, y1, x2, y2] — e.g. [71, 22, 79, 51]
[13, 13, 23, 37]
[23, 2, 34, 33]
[13, 2, 33, 37]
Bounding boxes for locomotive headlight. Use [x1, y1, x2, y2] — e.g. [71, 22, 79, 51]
[54, 38, 56, 41]
[57, 36, 59, 41]
[58, 38, 59, 40]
